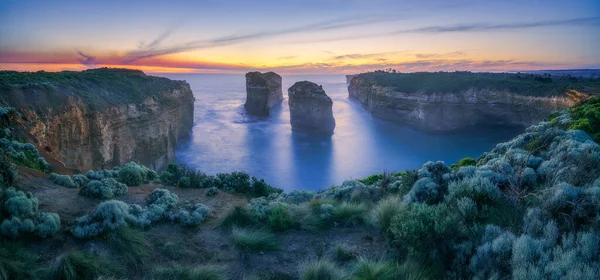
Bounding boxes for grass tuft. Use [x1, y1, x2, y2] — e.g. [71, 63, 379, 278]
[48, 251, 103, 280]
[105, 227, 148, 265]
[332, 202, 368, 226]
[298, 258, 345, 280]
[348, 257, 398, 280]
[151, 264, 226, 280]
[369, 196, 403, 233]
[215, 205, 255, 229]
[0, 242, 38, 280]
[231, 227, 279, 252]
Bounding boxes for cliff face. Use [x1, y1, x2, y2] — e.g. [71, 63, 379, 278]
[288, 81, 336, 134]
[245, 71, 283, 116]
[0, 68, 194, 171]
[348, 72, 592, 132]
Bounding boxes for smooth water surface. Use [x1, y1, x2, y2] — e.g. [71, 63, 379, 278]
[161, 74, 523, 192]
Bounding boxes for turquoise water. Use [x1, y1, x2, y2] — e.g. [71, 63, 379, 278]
[161, 74, 523, 192]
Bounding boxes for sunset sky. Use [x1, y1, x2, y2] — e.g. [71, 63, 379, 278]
[1, 0, 599, 74]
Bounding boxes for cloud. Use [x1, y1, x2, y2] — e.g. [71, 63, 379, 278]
[414, 51, 466, 59]
[290, 16, 600, 45]
[122, 15, 401, 62]
[77, 51, 97, 67]
[395, 16, 600, 34]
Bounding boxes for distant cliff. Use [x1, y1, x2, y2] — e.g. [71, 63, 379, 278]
[348, 71, 597, 132]
[0, 68, 194, 171]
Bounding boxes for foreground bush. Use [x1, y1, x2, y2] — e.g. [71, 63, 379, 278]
[0, 187, 60, 238]
[79, 178, 128, 199]
[0, 241, 39, 280]
[49, 173, 78, 188]
[349, 258, 398, 280]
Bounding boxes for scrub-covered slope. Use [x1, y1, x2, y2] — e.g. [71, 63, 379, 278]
[0, 97, 599, 279]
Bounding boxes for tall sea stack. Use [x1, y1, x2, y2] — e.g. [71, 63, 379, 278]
[244, 71, 283, 116]
[288, 81, 336, 134]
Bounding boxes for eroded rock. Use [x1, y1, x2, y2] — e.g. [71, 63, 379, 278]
[245, 71, 283, 116]
[288, 81, 336, 134]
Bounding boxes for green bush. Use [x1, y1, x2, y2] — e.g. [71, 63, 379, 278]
[332, 244, 356, 262]
[389, 204, 460, 261]
[118, 162, 146, 186]
[450, 157, 477, 169]
[170, 203, 210, 227]
[231, 227, 279, 252]
[71, 174, 90, 188]
[79, 178, 128, 199]
[204, 187, 218, 197]
[0, 188, 60, 239]
[215, 205, 255, 229]
[49, 173, 78, 188]
[266, 202, 298, 231]
[298, 258, 344, 280]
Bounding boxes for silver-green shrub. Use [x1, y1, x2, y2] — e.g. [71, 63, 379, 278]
[0, 187, 60, 238]
[79, 178, 128, 199]
[49, 173, 78, 188]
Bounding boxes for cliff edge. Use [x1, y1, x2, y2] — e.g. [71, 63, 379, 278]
[0, 68, 194, 171]
[348, 71, 597, 132]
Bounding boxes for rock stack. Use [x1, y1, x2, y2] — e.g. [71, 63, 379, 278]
[244, 71, 283, 116]
[288, 81, 336, 134]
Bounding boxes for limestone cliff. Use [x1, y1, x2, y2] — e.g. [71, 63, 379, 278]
[245, 71, 283, 116]
[0, 68, 194, 171]
[288, 81, 336, 134]
[348, 72, 595, 132]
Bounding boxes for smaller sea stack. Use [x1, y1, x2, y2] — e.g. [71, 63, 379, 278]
[244, 71, 283, 116]
[288, 81, 336, 134]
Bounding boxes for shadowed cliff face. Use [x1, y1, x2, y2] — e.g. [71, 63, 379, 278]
[244, 71, 283, 116]
[348, 73, 592, 132]
[288, 81, 336, 134]
[0, 68, 194, 171]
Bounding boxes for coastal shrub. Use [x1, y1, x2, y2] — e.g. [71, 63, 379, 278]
[565, 96, 600, 142]
[151, 264, 226, 280]
[0, 138, 50, 173]
[79, 178, 128, 199]
[0, 188, 60, 239]
[48, 251, 103, 280]
[358, 174, 385, 185]
[511, 231, 600, 279]
[388, 170, 418, 195]
[469, 225, 516, 279]
[204, 187, 218, 197]
[266, 202, 298, 231]
[450, 157, 477, 169]
[446, 175, 501, 205]
[49, 173, 78, 188]
[177, 176, 191, 188]
[231, 227, 279, 252]
[117, 162, 147, 186]
[389, 203, 460, 262]
[404, 177, 442, 204]
[283, 190, 315, 204]
[71, 200, 131, 238]
[71, 174, 90, 188]
[298, 259, 344, 280]
[536, 135, 600, 186]
[321, 180, 381, 202]
[417, 161, 451, 184]
[349, 258, 398, 280]
[170, 203, 210, 227]
[300, 200, 336, 232]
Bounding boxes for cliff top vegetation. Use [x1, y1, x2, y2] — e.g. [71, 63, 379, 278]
[0, 68, 190, 110]
[356, 70, 600, 96]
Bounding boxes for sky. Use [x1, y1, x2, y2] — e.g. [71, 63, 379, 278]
[0, 0, 599, 74]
